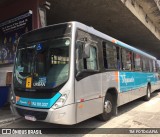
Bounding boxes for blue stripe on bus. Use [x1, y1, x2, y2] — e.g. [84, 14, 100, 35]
[119, 72, 158, 92]
[16, 92, 62, 109]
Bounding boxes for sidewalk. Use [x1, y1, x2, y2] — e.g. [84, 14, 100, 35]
[0, 103, 20, 126]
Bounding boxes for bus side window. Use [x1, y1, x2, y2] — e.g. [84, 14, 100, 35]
[121, 49, 132, 71]
[103, 41, 117, 70]
[146, 58, 150, 72]
[157, 61, 160, 74]
[142, 57, 149, 72]
[134, 53, 142, 71]
[76, 41, 98, 72]
[117, 47, 120, 70]
[153, 60, 156, 72]
[76, 41, 84, 73]
[85, 45, 98, 70]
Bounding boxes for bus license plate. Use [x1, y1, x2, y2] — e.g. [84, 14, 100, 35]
[25, 115, 36, 121]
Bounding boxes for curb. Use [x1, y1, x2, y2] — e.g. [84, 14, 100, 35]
[0, 116, 21, 125]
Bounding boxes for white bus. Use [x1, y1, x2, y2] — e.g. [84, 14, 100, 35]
[10, 21, 160, 125]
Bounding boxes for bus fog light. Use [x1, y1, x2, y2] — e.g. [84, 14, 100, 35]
[53, 94, 68, 109]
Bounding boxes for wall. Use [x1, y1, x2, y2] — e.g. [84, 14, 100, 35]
[0, 0, 44, 86]
[0, 0, 45, 29]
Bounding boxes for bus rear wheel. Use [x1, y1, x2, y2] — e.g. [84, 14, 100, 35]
[143, 86, 151, 101]
[98, 93, 113, 121]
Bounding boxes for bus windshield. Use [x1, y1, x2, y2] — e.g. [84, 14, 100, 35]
[14, 38, 70, 89]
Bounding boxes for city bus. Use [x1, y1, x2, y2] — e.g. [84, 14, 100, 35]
[10, 21, 160, 125]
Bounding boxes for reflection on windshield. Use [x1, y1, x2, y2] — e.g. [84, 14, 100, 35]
[14, 38, 70, 88]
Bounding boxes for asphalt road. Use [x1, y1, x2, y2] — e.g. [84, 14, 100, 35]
[1, 90, 160, 137]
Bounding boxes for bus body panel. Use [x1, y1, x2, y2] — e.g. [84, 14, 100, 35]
[75, 73, 103, 123]
[117, 88, 146, 106]
[101, 71, 119, 97]
[118, 71, 159, 106]
[76, 98, 103, 123]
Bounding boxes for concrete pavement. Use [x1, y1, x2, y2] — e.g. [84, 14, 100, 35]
[0, 104, 20, 127]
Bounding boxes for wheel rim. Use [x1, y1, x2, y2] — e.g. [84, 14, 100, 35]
[104, 100, 112, 113]
[148, 88, 151, 98]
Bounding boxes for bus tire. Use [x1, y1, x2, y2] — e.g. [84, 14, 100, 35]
[143, 86, 151, 101]
[98, 93, 113, 121]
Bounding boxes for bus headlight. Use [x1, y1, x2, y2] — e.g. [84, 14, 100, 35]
[53, 94, 68, 109]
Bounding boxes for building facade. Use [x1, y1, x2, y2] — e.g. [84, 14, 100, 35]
[0, 0, 45, 91]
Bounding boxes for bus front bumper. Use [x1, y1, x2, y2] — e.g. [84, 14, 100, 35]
[10, 103, 76, 125]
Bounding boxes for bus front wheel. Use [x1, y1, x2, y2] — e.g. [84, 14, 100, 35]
[98, 93, 114, 121]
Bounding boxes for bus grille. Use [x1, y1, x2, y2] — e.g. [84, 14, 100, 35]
[16, 107, 48, 120]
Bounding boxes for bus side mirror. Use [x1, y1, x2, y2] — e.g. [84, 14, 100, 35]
[83, 43, 90, 58]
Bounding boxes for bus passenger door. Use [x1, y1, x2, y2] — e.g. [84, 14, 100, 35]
[75, 41, 103, 123]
